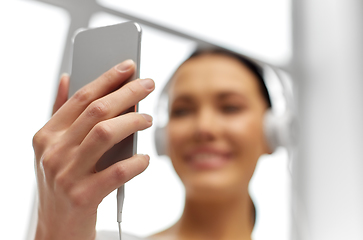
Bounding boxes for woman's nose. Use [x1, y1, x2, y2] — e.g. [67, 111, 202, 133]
[193, 107, 219, 141]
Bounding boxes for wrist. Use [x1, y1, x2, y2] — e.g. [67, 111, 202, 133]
[35, 215, 96, 240]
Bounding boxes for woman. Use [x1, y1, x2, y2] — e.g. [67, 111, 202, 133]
[33, 49, 273, 240]
[151, 50, 272, 240]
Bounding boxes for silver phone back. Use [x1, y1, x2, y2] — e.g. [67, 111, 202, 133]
[69, 22, 142, 171]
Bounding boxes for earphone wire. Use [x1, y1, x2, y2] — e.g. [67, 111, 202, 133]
[117, 185, 125, 240]
[118, 222, 122, 240]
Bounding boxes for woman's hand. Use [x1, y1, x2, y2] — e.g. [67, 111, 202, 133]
[33, 60, 154, 240]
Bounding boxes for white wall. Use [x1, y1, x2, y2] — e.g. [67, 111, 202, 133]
[292, 1, 363, 239]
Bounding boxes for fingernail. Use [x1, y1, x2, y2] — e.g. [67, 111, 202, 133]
[144, 154, 150, 161]
[115, 59, 134, 72]
[139, 78, 154, 90]
[60, 73, 69, 79]
[141, 113, 153, 122]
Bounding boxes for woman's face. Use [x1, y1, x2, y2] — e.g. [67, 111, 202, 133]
[166, 53, 270, 199]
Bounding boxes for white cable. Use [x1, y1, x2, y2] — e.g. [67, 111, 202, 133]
[117, 185, 125, 240]
[118, 222, 122, 240]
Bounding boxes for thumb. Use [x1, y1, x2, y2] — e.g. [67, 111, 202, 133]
[52, 73, 70, 115]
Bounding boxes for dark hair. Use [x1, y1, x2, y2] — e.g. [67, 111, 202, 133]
[188, 49, 272, 108]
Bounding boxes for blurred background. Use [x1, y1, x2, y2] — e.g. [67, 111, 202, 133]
[0, 0, 362, 240]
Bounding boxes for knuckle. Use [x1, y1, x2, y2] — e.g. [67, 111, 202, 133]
[93, 122, 113, 142]
[132, 116, 141, 127]
[102, 71, 114, 84]
[73, 87, 92, 104]
[33, 129, 47, 149]
[87, 101, 110, 118]
[113, 164, 127, 181]
[125, 83, 139, 96]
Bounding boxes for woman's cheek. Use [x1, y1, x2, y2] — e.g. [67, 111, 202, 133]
[166, 121, 192, 182]
[167, 120, 192, 153]
[167, 122, 183, 146]
[226, 114, 264, 153]
[225, 117, 262, 179]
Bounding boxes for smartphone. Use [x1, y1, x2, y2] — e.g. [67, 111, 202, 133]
[69, 22, 142, 172]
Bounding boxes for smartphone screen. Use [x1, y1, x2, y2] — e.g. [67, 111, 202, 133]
[69, 22, 142, 171]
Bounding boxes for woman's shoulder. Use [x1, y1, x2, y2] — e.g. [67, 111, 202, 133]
[96, 231, 151, 240]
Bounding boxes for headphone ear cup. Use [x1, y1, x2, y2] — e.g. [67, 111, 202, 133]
[154, 126, 167, 156]
[264, 109, 293, 153]
[264, 109, 279, 152]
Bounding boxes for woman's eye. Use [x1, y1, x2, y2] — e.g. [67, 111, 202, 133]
[221, 105, 242, 114]
[170, 107, 192, 118]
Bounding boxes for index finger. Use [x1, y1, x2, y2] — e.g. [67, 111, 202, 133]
[47, 60, 135, 131]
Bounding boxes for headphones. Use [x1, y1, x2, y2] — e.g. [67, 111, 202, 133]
[154, 46, 295, 156]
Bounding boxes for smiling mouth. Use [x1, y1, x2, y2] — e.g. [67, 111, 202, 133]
[186, 152, 232, 170]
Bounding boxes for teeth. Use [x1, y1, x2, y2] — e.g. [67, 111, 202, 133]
[191, 153, 223, 162]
